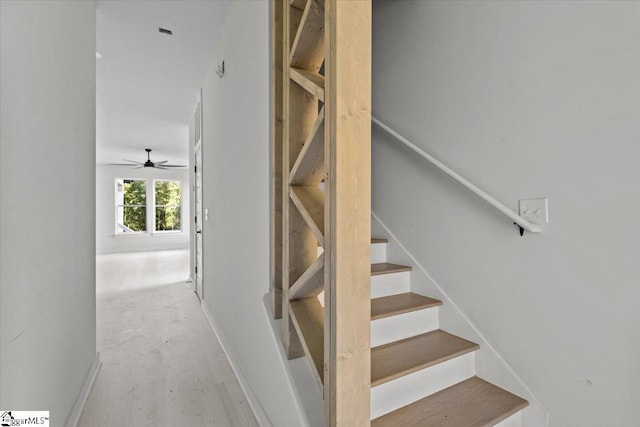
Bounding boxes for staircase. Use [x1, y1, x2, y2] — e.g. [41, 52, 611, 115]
[272, 0, 531, 424]
[364, 239, 528, 425]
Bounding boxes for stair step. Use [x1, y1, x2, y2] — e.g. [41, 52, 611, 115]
[371, 262, 412, 276]
[371, 293, 442, 320]
[371, 330, 479, 387]
[372, 376, 529, 427]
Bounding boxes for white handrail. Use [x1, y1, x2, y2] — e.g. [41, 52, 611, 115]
[372, 117, 542, 234]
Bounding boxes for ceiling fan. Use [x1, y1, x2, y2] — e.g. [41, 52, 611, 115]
[108, 149, 187, 170]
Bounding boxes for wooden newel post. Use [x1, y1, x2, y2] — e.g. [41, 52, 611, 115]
[324, 1, 372, 425]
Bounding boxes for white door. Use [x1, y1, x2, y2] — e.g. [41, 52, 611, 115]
[194, 146, 203, 300]
[193, 94, 204, 300]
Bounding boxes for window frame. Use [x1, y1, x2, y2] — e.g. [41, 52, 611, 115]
[114, 178, 148, 235]
[113, 178, 184, 237]
[152, 179, 183, 234]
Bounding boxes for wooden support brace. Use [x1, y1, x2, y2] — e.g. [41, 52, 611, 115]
[323, 0, 372, 425]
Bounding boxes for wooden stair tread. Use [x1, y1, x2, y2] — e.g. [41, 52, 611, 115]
[371, 262, 412, 276]
[371, 330, 479, 387]
[372, 376, 529, 427]
[371, 293, 442, 320]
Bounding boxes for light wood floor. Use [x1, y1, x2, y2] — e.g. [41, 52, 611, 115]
[79, 250, 258, 427]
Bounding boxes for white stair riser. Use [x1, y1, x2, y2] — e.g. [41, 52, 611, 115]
[371, 307, 439, 347]
[371, 352, 476, 420]
[370, 243, 387, 264]
[494, 410, 523, 427]
[371, 271, 410, 298]
[317, 242, 387, 264]
[317, 271, 410, 304]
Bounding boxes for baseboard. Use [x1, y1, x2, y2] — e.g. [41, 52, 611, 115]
[200, 301, 273, 426]
[371, 212, 550, 427]
[262, 294, 322, 427]
[66, 352, 101, 427]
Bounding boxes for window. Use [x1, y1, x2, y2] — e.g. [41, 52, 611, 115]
[154, 180, 182, 232]
[114, 178, 182, 234]
[115, 179, 147, 233]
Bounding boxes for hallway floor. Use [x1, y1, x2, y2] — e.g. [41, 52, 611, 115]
[79, 250, 258, 427]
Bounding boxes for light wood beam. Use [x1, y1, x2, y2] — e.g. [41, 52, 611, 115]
[289, 253, 324, 300]
[290, 0, 307, 11]
[290, 186, 325, 246]
[290, 67, 325, 101]
[323, 0, 372, 425]
[290, 0, 325, 72]
[290, 297, 325, 384]
[282, 0, 321, 360]
[290, 107, 325, 186]
[289, 4, 304, 48]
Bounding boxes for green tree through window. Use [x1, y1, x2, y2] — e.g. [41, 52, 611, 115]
[155, 180, 181, 231]
[116, 179, 146, 232]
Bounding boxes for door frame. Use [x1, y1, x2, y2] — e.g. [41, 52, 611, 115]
[192, 91, 204, 300]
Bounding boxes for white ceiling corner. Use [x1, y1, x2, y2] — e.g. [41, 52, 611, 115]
[96, 0, 229, 165]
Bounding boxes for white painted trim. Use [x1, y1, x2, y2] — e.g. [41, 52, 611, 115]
[66, 352, 101, 427]
[201, 301, 273, 427]
[262, 295, 320, 427]
[372, 212, 550, 427]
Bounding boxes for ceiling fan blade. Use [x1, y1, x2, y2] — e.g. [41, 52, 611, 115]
[155, 166, 169, 170]
[134, 165, 145, 169]
[155, 160, 168, 165]
[123, 159, 145, 165]
[160, 164, 187, 168]
[107, 163, 138, 166]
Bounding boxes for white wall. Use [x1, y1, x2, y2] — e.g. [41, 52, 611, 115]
[197, 1, 308, 425]
[371, 1, 640, 426]
[96, 164, 190, 254]
[0, 1, 97, 425]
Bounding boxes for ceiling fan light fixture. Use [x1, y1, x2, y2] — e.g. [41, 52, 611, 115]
[106, 149, 187, 169]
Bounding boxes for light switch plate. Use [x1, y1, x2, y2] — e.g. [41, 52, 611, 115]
[519, 198, 548, 224]
[205, 208, 209, 221]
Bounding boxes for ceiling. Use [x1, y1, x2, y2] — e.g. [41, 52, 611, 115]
[96, 0, 229, 165]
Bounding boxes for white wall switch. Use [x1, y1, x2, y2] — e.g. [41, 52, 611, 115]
[205, 208, 209, 221]
[519, 198, 549, 224]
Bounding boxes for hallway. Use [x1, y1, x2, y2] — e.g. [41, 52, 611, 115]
[79, 250, 258, 426]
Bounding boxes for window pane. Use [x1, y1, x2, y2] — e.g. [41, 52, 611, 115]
[155, 206, 181, 231]
[116, 179, 147, 233]
[154, 180, 181, 206]
[122, 179, 146, 205]
[155, 180, 181, 232]
[120, 206, 147, 232]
